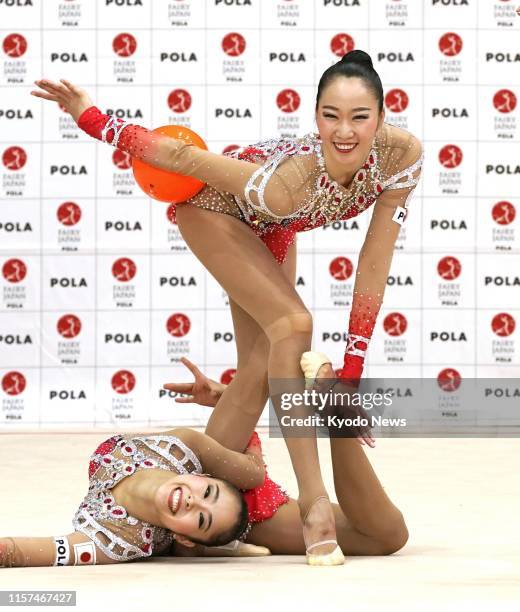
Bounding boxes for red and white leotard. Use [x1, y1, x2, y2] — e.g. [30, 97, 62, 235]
[74, 431, 288, 562]
[78, 106, 424, 383]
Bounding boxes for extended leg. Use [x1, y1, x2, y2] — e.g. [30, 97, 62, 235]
[175, 204, 340, 561]
[204, 239, 297, 452]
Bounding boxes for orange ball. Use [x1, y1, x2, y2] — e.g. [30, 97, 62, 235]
[132, 125, 207, 203]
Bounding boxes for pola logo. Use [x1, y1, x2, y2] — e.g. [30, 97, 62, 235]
[112, 33, 137, 57]
[166, 313, 191, 338]
[222, 33, 246, 57]
[439, 33, 463, 57]
[2, 371, 26, 396]
[2, 34, 28, 58]
[437, 256, 461, 281]
[112, 149, 131, 170]
[439, 144, 463, 169]
[2, 146, 27, 171]
[493, 89, 517, 114]
[437, 367, 461, 392]
[383, 312, 408, 337]
[167, 203, 177, 224]
[330, 33, 355, 58]
[491, 313, 516, 337]
[167, 89, 192, 114]
[385, 89, 409, 113]
[276, 89, 301, 113]
[57, 314, 82, 339]
[329, 256, 353, 281]
[112, 257, 137, 282]
[221, 369, 236, 385]
[492, 201, 515, 225]
[2, 258, 27, 283]
[111, 369, 136, 394]
[57, 201, 82, 226]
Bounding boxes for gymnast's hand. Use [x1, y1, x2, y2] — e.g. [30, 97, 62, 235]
[30, 78, 94, 123]
[163, 356, 225, 408]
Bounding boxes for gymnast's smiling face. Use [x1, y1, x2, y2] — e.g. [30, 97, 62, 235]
[154, 473, 242, 546]
[315, 76, 385, 180]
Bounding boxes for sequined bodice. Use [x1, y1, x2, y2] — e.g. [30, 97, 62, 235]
[224, 125, 423, 233]
[73, 434, 202, 562]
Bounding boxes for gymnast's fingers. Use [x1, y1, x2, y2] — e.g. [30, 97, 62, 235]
[163, 382, 193, 392]
[179, 356, 204, 378]
[174, 396, 195, 403]
[35, 79, 67, 95]
[30, 91, 59, 102]
[60, 78, 81, 95]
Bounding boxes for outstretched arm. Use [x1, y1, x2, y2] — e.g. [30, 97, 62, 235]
[0, 532, 119, 568]
[31, 79, 304, 214]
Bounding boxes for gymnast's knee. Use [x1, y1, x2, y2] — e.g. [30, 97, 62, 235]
[377, 517, 409, 556]
[264, 311, 313, 345]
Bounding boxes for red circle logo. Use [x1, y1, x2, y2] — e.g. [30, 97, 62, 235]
[112, 149, 132, 170]
[2, 371, 26, 396]
[329, 256, 353, 281]
[57, 314, 82, 339]
[383, 312, 408, 337]
[330, 33, 355, 58]
[222, 32, 246, 57]
[2, 146, 27, 171]
[276, 89, 301, 113]
[113, 33, 137, 57]
[167, 89, 192, 113]
[437, 256, 462, 281]
[493, 89, 517, 114]
[166, 313, 191, 338]
[167, 203, 177, 225]
[439, 33, 463, 57]
[2, 34, 27, 58]
[439, 144, 463, 169]
[385, 89, 409, 113]
[2, 258, 27, 283]
[112, 257, 137, 282]
[437, 368, 461, 392]
[492, 201, 516, 225]
[57, 201, 82, 226]
[221, 369, 236, 385]
[111, 370, 136, 394]
[491, 313, 516, 337]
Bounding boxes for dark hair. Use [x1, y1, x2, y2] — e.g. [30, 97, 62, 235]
[315, 49, 384, 114]
[186, 480, 250, 548]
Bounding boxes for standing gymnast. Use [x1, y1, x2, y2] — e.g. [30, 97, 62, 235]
[31, 49, 423, 566]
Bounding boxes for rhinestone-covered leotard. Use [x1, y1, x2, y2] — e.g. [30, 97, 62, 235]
[73, 434, 202, 562]
[77, 106, 424, 382]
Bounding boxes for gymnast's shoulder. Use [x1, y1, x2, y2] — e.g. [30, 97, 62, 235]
[377, 122, 423, 158]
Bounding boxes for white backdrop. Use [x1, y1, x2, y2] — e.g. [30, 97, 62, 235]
[0, 0, 519, 430]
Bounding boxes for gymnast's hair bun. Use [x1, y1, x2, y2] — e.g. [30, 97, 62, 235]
[340, 50, 374, 70]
